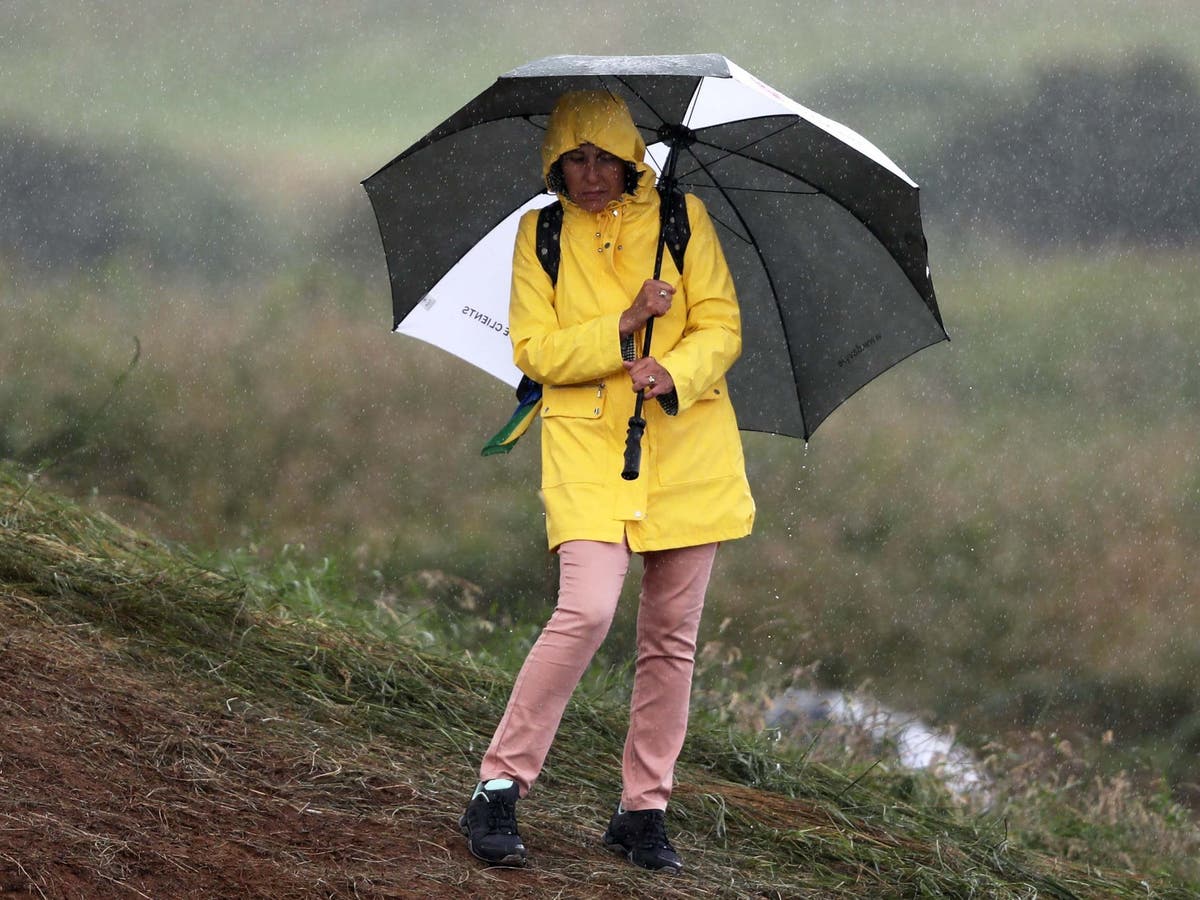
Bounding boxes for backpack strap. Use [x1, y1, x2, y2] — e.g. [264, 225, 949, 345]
[659, 188, 690, 277]
[536, 201, 564, 285]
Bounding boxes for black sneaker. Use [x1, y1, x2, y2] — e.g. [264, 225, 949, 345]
[459, 778, 527, 866]
[602, 805, 683, 873]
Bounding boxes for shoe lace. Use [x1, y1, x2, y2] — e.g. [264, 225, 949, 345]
[485, 793, 519, 835]
[636, 810, 673, 851]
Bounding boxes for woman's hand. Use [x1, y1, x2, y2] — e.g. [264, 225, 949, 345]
[619, 279, 675, 338]
[623, 357, 674, 399]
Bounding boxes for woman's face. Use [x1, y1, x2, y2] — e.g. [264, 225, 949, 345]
[560, 143, 626, 213]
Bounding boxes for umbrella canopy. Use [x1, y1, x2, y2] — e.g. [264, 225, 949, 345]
[363, 54, 947, 440]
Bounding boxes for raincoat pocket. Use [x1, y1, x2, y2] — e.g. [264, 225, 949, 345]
[654, 387, 742, 487]
[540, 382, 606, 420]
[540, 383, 608, 488]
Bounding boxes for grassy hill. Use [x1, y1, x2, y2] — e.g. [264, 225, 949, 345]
[3, 464, 1198, 897]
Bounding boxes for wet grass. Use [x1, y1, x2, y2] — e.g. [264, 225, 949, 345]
[3, 461, 1198, 896]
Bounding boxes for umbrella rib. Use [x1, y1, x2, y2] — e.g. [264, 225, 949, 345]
[676, 141, 812, 439]
[698, 210, 760, 247]
[673, 137, 813, 192]
[396, 186, 551, 329]
[676, 186, 820, 244]
[678, 184, 821, 199]
[675, 117, 893, 220]
[686, 132, 884, 230]
[674, 119, 801, 176]
[608, 73, 682, 135]
[681, 131, 936, 322]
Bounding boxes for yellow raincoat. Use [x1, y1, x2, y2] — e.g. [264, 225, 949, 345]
[510, 91, 755, 551]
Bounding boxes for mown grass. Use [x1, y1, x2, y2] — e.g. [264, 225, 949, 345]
[3, 460, 1198, 896]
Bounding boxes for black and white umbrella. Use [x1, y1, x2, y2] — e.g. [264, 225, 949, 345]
[363, 54, 946, 441]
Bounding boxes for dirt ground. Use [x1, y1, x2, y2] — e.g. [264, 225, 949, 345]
[0, 596, 643, 899]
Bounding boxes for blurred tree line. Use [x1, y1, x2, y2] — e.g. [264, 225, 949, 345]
[2, 50, 1198, 279]
[925, 52, 1200, 248]
[0, 125, 271, 279]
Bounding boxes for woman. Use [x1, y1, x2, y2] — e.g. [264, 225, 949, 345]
[461, 90, 755, 873]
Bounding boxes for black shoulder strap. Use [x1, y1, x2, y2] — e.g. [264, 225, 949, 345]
[535, 201, 564, 285]
[659, 188, 690, 277]
[535, 190, 690, 287]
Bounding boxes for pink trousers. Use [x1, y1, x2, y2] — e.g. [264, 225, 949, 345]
[479, 539, 718, 811]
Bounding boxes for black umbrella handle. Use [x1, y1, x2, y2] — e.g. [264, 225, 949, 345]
[621, 411, 647, 480]
[620, 319, 656, 480]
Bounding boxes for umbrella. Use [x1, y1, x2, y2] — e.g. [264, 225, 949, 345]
[362, 53, 947, 450]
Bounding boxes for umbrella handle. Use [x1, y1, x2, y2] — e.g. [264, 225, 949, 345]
[621, 411, 647, 481]
[621, 317, 656, 480]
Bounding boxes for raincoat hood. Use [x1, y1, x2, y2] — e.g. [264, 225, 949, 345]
[541, 91, 654, 197]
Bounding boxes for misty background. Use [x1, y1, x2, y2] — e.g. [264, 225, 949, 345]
[3, 1, 1199, 800]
